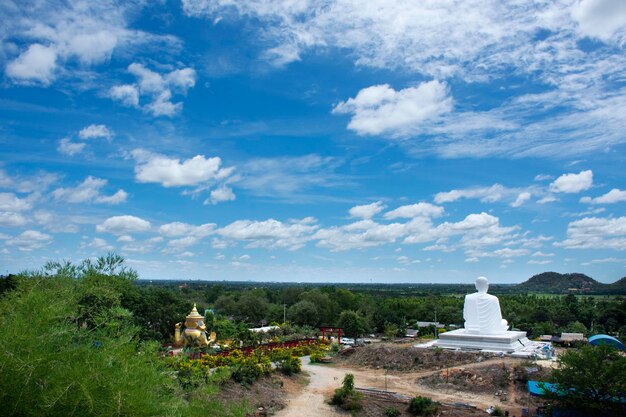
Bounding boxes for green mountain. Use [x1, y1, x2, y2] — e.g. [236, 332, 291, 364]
[608, 276, 626, 293]
[516, 272, 603, 293]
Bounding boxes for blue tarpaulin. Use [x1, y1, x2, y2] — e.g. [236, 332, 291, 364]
[588, 334, 625, 350]
[528, 380, 562, 397]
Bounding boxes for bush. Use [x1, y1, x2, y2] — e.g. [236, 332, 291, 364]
[231, 360, 262, 385]
[276, 356, 301, 376]
[385, 407, 401, 417]
[310, 351, 325, 363]
[408, 396, 439, 416]
[490, 406, 505, 416]
[330, 374, 363, 412]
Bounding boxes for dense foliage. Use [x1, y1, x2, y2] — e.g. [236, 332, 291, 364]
[544, 345, 626, 417]
[0, 255, 255, 417]
[518, 272, 626, 294]
[126, 280, 626, 341]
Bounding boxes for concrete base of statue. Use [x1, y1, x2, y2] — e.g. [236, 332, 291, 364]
[435, 329, 531, 353]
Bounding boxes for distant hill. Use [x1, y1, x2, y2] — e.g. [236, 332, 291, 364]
[516, 272, 625, 294]
[609, 276, 626, 293]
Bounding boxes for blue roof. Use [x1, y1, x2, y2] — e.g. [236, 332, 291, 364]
[588, 334, 625, 350]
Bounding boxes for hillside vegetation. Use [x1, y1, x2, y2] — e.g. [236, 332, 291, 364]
[516, 272, 626, 294]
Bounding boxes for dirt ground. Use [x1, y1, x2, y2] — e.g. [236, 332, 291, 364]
[336, 343, 497, 372]
[274, 345, 554, 417]
[216, 373, 305, 416]
[356, 394, 490, 417]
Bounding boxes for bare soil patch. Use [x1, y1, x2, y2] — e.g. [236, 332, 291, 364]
[337, 344, 495, 372]
[417, 363, 512, 394]
[356, 394, 489, 417]
[216, 374, 302, 416]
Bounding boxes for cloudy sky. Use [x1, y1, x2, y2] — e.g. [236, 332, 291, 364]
[1, 0, 625, 283]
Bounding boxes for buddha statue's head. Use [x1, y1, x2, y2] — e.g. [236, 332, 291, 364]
[475, 276, 489, 293]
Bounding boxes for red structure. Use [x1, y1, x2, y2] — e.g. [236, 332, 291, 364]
[320, 327, 343, 342]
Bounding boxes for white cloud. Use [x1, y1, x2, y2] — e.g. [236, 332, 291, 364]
[0, 170, 57, 194]
[384, 203, 444, 219]
[435, 184, 510, 204]
[310, 211, 521, 254]
[207, 186, 236, 205]
[581, 257, 625, 265]
[532, 251, 555, 257]
[549, 170, 593, 193]
[110, 63, 196, 117]
[557, 216, 626, 250]
[534, 174, 553, 181]
[79, 124, 113, 140]
[96, 215, 151, 235]
[183, 1, 626, 159]
[571, 0, 626, 42]
[7, 230, 52, 251]
[3, 1, 181, 86]
[158, 222, 215, 238]
[349, 201, 385, 219]
[52, 176, 127, 205]
[5, 44, 57, 84]
[528, 259, 552, 265]
[57, 138, 86, 156]
[88, 237, 114, 251]
[511, 192, 532, 208]
[580, 188, 626, 204]
[237, 154, 344, 199]
[333, 81, 452, 137]
[0, 193, 33, 211]
[218, 218, 318, 250]
[109, 85, 139, 107]
[121, 237, 163, 254]
[314, 219, 406, 251]
[0, 212, 28, 227]
[132, 149, 233, 188]
[537, 195, 558, 204]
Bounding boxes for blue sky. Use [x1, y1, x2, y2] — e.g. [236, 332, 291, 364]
[1, 0, 626, 283]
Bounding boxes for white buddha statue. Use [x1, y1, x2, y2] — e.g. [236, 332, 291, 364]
[463, 276, 509, 335]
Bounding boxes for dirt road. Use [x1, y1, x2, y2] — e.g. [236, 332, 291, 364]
[274, 357, 347, 417]
[276, 355, 530, 416]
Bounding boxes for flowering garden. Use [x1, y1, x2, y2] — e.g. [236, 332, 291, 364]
[167, 340, 330, 387]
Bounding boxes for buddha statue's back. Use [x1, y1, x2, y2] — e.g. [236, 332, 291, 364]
[463, 276, 508, 335]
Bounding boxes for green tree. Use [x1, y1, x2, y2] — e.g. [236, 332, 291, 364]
[545, 345, 626, 417]
[0, 257, 181, 416]
[338, 310, 365, 339]
[236, 291, 269, 325]
[288, 300, 320, 326]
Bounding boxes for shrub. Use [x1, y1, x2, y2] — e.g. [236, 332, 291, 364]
[231, 360, 262, 385]
[276, 356, 301, 376]
[385, 407, 401, 417]
[329, 342, 341, 355]
[408, 396, 439, 416]
[330, 373, 363, 412]
[491, 406, 505, 416]
[310, 351, 325, 363]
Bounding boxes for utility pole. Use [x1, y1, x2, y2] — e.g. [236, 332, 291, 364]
[434, 308, 438, 339]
